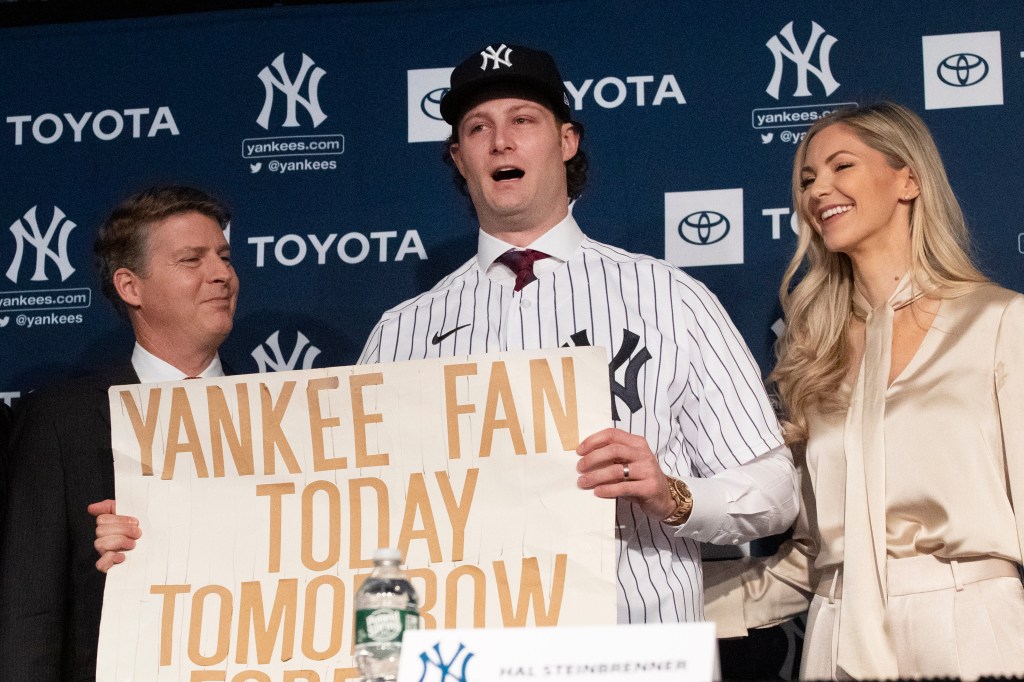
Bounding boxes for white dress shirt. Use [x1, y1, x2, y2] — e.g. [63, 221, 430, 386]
[130, 343, 225, 383]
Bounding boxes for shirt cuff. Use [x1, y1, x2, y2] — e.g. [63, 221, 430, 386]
[671, 475, 732, 543]
[667, 445, 798, 545]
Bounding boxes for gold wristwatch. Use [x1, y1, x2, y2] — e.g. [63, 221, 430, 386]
[663, 477, 693, 526]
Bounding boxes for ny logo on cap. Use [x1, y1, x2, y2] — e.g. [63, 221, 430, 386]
[480, 44, 513, 70]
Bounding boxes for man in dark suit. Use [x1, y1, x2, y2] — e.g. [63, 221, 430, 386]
[0, 186, 238, 681]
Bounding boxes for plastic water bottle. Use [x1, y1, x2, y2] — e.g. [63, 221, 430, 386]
[354, 548, 420, 681]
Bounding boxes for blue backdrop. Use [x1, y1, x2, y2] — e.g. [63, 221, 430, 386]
[2, 1, 1021, 405]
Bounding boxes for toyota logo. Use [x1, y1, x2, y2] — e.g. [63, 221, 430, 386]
[937, 53, 989, 87]
[420, 87, 449, 121]
[678, 211, 730, 245]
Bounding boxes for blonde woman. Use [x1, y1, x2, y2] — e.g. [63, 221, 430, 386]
[705, 102, 1024, 680]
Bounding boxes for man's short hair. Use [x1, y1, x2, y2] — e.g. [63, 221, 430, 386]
[94, 185, 230, 316]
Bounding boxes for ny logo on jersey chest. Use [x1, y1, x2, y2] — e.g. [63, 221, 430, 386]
[563, 329, 651, 421]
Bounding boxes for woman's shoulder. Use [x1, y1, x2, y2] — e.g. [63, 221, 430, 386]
[945, 281, 1023, 310]
[940, 284, 1024, 346]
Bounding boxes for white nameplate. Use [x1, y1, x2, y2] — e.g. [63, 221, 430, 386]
[397, 622, 719, 681]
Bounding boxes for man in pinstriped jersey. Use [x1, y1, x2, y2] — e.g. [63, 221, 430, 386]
[359, 43, 799, 624]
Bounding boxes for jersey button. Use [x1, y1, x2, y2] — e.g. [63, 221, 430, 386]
[521, 299, 533, 309]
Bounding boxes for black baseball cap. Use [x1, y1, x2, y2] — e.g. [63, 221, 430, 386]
[440, 43, 572, 126]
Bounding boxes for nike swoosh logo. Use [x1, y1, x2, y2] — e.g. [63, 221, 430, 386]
[431, 324, 470, 345]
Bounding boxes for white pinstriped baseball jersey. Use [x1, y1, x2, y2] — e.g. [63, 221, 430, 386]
[360, 214, 789, 624]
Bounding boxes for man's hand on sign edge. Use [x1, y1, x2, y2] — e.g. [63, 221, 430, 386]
[88, 499, 141, 573]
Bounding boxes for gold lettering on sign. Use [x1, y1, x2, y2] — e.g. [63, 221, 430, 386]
[443, 363, 477, 459]
[480, 361, 526, 457]
[351, 372, 388, 468]
[121, 388, 162, 476]
[208, 384, 254, 477]
[530, 357, 579, 451]
[307, 377, 344, 471]
[495, 554, 567, 626]
[164, 387, 208, 480]
[260, 381, 300, 475]
[235, 579, 298, 664]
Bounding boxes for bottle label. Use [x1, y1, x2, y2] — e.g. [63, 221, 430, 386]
[355, 608, 418, 644]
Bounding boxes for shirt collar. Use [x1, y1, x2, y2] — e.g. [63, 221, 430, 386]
[131, 343, 225, 383]
[476, 211, 585, 277]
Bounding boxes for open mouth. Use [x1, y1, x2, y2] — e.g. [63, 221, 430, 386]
[492, 167, 525, 181]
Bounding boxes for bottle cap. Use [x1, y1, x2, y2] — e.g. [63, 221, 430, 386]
[373, 547, 402, 563]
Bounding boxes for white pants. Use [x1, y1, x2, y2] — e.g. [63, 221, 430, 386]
[802, 555, 1024, 680]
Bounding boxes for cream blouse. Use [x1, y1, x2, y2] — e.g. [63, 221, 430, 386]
[705, 283, 1024, 637]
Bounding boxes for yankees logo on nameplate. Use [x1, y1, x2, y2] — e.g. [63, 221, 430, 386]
[96, 347, 616, 681]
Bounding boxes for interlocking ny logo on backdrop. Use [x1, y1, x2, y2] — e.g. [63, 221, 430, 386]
[256, 53, 327, 129]
[242, 53, 342, 175]
[251, 330, 322, 372]
[1, 206, 92, 330]
[765, 21, 839, 100]
[479, 44, 513, 70]
[6, 206, 76, 283]
[753, 21, 852, 146]
[417, 641, 474, 682]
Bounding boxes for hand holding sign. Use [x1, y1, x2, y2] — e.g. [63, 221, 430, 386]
[88, 499, 140, 572]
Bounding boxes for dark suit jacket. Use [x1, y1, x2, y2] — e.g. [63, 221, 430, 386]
[0, 400, 13, 531]
[0, 361, 138, 682]
[0, 399, 11, 454]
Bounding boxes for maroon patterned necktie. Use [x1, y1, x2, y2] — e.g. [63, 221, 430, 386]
[495, 248, 549, 292]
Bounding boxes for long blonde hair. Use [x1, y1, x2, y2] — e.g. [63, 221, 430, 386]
[771, 102, 987, 444]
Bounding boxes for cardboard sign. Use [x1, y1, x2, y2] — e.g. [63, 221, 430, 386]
[397, 623, 719, 681]
[97, 348, 616, 681]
